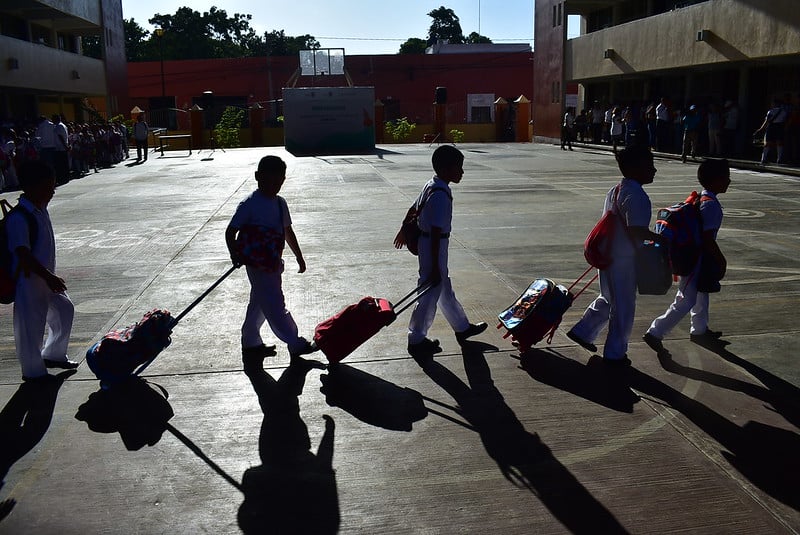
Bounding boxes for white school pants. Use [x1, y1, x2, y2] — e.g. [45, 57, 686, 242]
[242, 266, 305, 353]
[14, 276, 74, 378]
[647, 263, 709, 338]
[569, 255, 637, 360]
[408, 236, 470, 344]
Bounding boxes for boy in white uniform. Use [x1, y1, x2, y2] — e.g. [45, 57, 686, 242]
[643, 159, 730, 351]
[567, 146, 662, 366]
[226, 155, 315, 368]
[394, 145, 487, 358]
[8, 160, 77, 381]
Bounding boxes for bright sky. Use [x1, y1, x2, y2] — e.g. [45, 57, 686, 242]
[120, 1, 543, 55]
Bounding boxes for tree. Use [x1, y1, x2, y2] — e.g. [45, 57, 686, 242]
[464, 32, 492, 44]
[123, 19, 151, 61]
[427, 6, 464, 44]
[399, 37, 428, 54]
[122, 7, 319, 61]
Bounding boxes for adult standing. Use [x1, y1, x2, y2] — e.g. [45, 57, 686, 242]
[35, 115, 56, 169]
[721, 100, 739, 158]
[591, 101, 604, 144]
[561, 108, 575, 151]
[707, 103, 722, 157]
[754, 98, 788, 165]
[655, 98, 672, 152]
[681, 105, 702, 163]
[133, 114, 149, 162]
[52, 115, 70, 185]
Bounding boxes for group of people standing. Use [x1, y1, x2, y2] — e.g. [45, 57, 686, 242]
[563, 93, 800, 166]
[0, 116, 137, 193]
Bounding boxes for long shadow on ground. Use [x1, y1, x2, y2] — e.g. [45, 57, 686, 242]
[419, 342, 629, 534]
[239, 357, 339, 534]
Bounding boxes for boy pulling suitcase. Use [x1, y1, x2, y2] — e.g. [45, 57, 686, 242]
[225, 156, 316, 368]
[394, 146, 487, 358]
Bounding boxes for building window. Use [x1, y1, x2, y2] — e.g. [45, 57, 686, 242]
[558, 3, 563, 26]
[553, 5, 557, 28]
[467, 94, 495, 123]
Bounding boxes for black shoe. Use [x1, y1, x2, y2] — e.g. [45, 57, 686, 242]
[289, 338, 318, 360]
[43, 358, 80, 370]
[22, 373, 54, 383]
[242, 344, 277, 359]
[407, 338, 442, 356]
[642, 332, 664, 352]
[566, 329, 597, 353]
[690, 329, 723, 343]
[602, 355, 631, 367]
[455, 322, 488, 344]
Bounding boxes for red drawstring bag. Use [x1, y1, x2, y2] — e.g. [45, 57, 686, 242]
[583, 184, 620, 270]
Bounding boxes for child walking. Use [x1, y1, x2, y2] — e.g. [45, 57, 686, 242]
[8, 160, 77, 381]
[643, 158, 730, 351]
[225, 155, 315, 367]
[394, 145, 487, 358]
[566, 146, 663, 366]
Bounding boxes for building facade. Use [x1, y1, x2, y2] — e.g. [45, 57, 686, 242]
[534, 0, 800, 143]
[126, 51, 534, 138]
[0, 0, 128, 123]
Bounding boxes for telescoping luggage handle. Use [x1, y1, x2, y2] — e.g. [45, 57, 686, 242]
[169, 264, 240, 328]
[568, 266, 599, 302]
[392, 280, 436, 316]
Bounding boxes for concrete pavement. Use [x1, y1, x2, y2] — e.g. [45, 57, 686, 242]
[1, 142, 798, 533]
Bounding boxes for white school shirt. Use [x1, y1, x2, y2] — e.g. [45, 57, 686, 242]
[416, 176, 453, 234]
[229, 190, 291, 231]
[606, 178, 651, 259]
[700, 190, 723, 240]
[6, 196, 56, 274]
[36, 120, 56, 149]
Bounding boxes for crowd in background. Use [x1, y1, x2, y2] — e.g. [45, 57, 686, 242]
[563, 93, 800, 166]
[0, 116, 132, 192]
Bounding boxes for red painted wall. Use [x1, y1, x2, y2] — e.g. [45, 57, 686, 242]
[127, 52, 534, 127]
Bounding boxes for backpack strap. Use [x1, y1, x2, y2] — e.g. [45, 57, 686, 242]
[7, 203, 38, 251]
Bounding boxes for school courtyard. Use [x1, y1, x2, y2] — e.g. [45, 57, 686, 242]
[0, 142, 798, 534]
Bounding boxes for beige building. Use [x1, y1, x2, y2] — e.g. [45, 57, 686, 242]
[535, 0, 800, 146]
[0, 0, 128, 123]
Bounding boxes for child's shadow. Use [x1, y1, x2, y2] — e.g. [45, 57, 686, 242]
[320, 363, 428, 431]
[238, 358, 339, 535]
[658, 338, 800, 430]
[1, 370, 75, 521]
[420, 342, 629, 534]
[627, 358, 800, 511]
[519, 348, 640, 413]
[75, 376, 174, 451]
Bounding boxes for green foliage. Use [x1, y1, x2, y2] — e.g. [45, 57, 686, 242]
[465, 32, 492, 44]
[399, 38, 429, 54]
[427, 6, 464, 44]
[384, 118, 417, 142]
[214, 106, 246, 148]
[124, 7, 319, 61]
[398, 7, 491, 53]
[449, 129, 465, 143]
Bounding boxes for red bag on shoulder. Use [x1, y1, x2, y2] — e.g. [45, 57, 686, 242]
[583, 184, 620, 270]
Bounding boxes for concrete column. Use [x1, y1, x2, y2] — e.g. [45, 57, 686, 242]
[190, 104, 204, 149]
[433, 103, 446, 139]
[249, 103, 264, 147]
[737, 66, 750, 155]
[514, 95, 531, 142]
[374, 100, 385, 144]
[494, 97, 509, 142]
